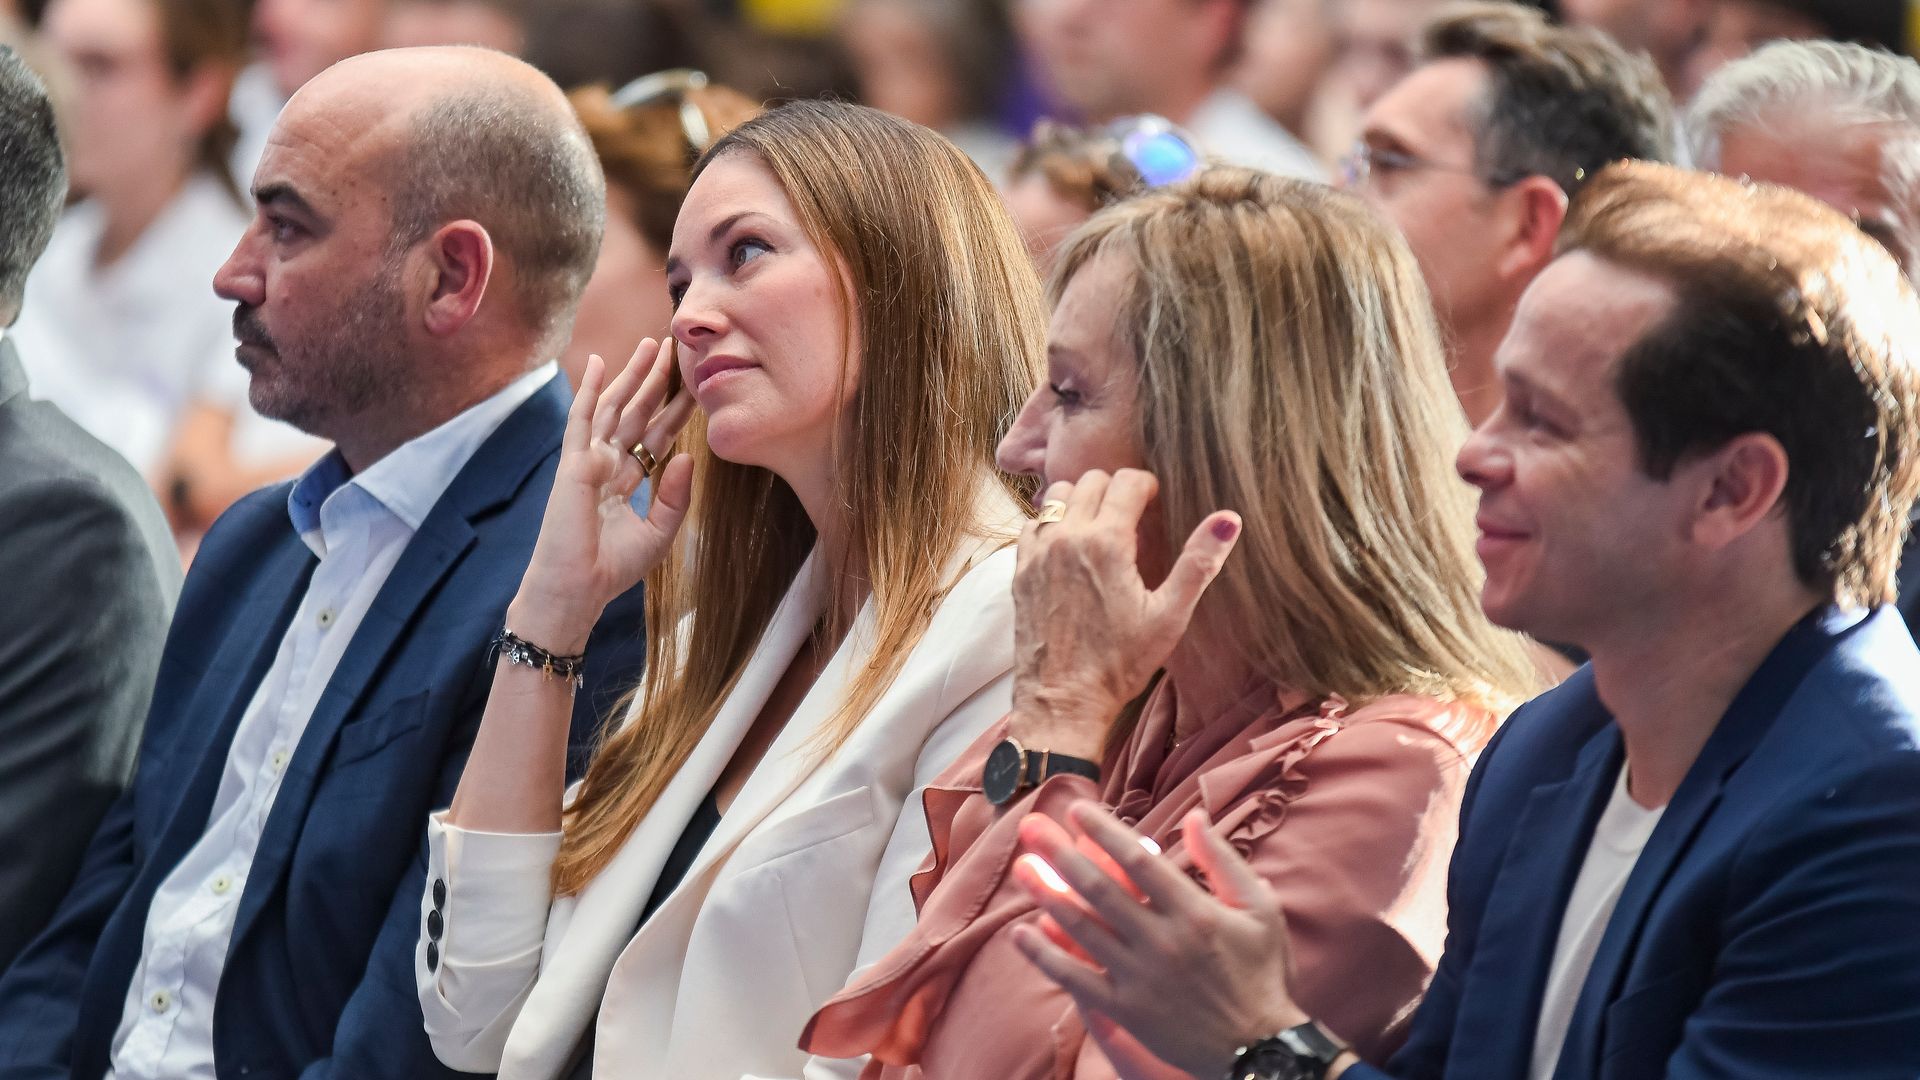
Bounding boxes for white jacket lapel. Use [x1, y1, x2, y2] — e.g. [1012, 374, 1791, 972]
[502, 551, 828, 1075]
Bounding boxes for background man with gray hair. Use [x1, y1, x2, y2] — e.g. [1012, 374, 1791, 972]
[0, 45, 648, 1080]
[1688, 38, 1920, 637]
[1345, 0, 1675, 426]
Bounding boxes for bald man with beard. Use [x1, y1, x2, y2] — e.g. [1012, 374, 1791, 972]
[0, 47, 649, 1080]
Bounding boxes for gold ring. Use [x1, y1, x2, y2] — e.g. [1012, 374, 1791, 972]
[1035, 499, 1068, 526]
[630, 443, 659, 474]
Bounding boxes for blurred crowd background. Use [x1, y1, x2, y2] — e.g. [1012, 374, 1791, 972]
[0, 0, 1911, 554]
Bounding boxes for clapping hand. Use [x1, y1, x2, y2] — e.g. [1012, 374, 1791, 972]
[1009, 803, 1309, 1080]
[509, 337, 698, 651]
[1009, 469, 1241, 760]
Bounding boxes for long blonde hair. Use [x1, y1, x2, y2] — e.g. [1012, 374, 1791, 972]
[1053, 168, 1540, 746]
[553, 101, 1045, 895]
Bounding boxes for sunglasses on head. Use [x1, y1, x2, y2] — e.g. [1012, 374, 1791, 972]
[611, 68, 714, 157]
[1105, 115, 1205, 189]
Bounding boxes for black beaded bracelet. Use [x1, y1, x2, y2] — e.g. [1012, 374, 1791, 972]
[489, 626, 586, 689]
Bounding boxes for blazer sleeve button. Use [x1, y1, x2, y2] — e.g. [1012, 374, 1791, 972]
[433, 878, 447, 907]
[428, 909, 444, 940]
[427, 940, 440, 973]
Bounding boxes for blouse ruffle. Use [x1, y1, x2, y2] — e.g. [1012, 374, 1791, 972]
[802, 682, 1482, 1078]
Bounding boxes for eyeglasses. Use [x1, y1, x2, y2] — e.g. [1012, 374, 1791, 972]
[611, 68, 714, 157]
[1339, 140, 1530, 191]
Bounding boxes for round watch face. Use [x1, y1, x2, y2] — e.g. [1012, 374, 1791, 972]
[982, 739, 1026, 805]
[1237, 1042, 1313, 1080]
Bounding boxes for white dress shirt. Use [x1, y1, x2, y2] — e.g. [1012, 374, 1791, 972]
[11, 173, 250, 476]
[106, 362, 555, 1080]
[1185, 88, 1328, 182]
[1530, 765, 1665, 1080]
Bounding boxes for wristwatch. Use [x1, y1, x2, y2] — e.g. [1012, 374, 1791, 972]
[981, 736, 1100, 805]
[1226, 1021, 1348, 1080]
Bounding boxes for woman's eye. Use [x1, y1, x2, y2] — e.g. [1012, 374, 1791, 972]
[666, 279, 688, 308]
[1048, 382, 1082, 407]
[729, 237, 772, 268]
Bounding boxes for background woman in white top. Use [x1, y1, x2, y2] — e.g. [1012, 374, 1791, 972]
[18, 0, 325, 546]
[15, 0, 251, 478]
[416, 100, 1046, 1080]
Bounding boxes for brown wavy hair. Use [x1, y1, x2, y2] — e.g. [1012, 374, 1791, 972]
[567, 80, 763, 253]
[552, 101, 1045, 895]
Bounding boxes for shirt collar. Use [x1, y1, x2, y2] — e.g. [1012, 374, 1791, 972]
[286, 361, 557, 552]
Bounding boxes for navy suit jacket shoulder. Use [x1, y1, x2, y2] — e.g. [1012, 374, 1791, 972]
[0, 374, 648, 1080]
[1353, 605, 1920, 1080]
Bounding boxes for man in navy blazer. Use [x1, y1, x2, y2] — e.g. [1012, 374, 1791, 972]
[0, 48, 646, 1080]
[1003, 161, 1920, 1080]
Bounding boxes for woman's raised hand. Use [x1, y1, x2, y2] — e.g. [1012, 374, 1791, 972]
[509, 337, 698, 652]
[1007, 468, 1241, 759]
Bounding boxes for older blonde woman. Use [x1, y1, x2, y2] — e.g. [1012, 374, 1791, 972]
[413, 101, 1043, 1080]
[800, 168, 1541, 1077]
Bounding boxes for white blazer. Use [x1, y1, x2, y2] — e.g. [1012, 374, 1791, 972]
[415, 503, 1021, 1080]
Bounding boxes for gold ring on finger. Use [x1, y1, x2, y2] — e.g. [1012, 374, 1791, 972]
[630, 443, 659, 474]
[1035, 499, 1068, 527]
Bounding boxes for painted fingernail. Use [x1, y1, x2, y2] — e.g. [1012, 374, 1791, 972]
[1212, 518, 1240, 541]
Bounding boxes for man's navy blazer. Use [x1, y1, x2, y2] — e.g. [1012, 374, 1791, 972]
[1348, 605, 1920, 1080]
[0, 374, 648, 1080]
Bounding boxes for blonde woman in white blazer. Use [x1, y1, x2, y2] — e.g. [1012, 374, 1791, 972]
[414, 100, 1047, 1080]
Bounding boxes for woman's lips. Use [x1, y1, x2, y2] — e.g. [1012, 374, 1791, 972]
[691, 356, 758, 391]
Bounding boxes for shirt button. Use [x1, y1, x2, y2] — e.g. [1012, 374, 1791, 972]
[211, 875, 233, 896]
[150, 989, 172, 1013]
[317, 609, 335, 629]
[270, 750, 290, 774]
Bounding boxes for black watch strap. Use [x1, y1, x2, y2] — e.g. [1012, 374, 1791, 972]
[1227, 1021, 1347, 1080]
[983, 738, 1101, 805]
[1023, 748, 1101, 787]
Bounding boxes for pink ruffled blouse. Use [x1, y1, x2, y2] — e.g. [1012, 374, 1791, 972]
[800, 679, 1487, 1078]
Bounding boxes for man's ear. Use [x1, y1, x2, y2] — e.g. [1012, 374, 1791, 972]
[1494, 175, 1570, 285]
[421, 220, 493, 337]
[1689, 432, 1792, 552]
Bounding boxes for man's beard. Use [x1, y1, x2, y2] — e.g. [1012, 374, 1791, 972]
[235, 256, 410, 439]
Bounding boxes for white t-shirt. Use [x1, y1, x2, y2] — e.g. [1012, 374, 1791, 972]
[1530, 764, 1665, 1080]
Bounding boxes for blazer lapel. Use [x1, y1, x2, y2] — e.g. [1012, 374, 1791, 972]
[516, 550, 828, 1064]
[660, 586, 878, 896]
[1449, 713, 1622, 1080]
[0, 339, 29, 410]
[636, 509, 1023, 923]
[150, 537, 317, 871]
[230, 375, 570, 947]
[72, 527, 318, 1069]
[1553, 605, 1853, 1078]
